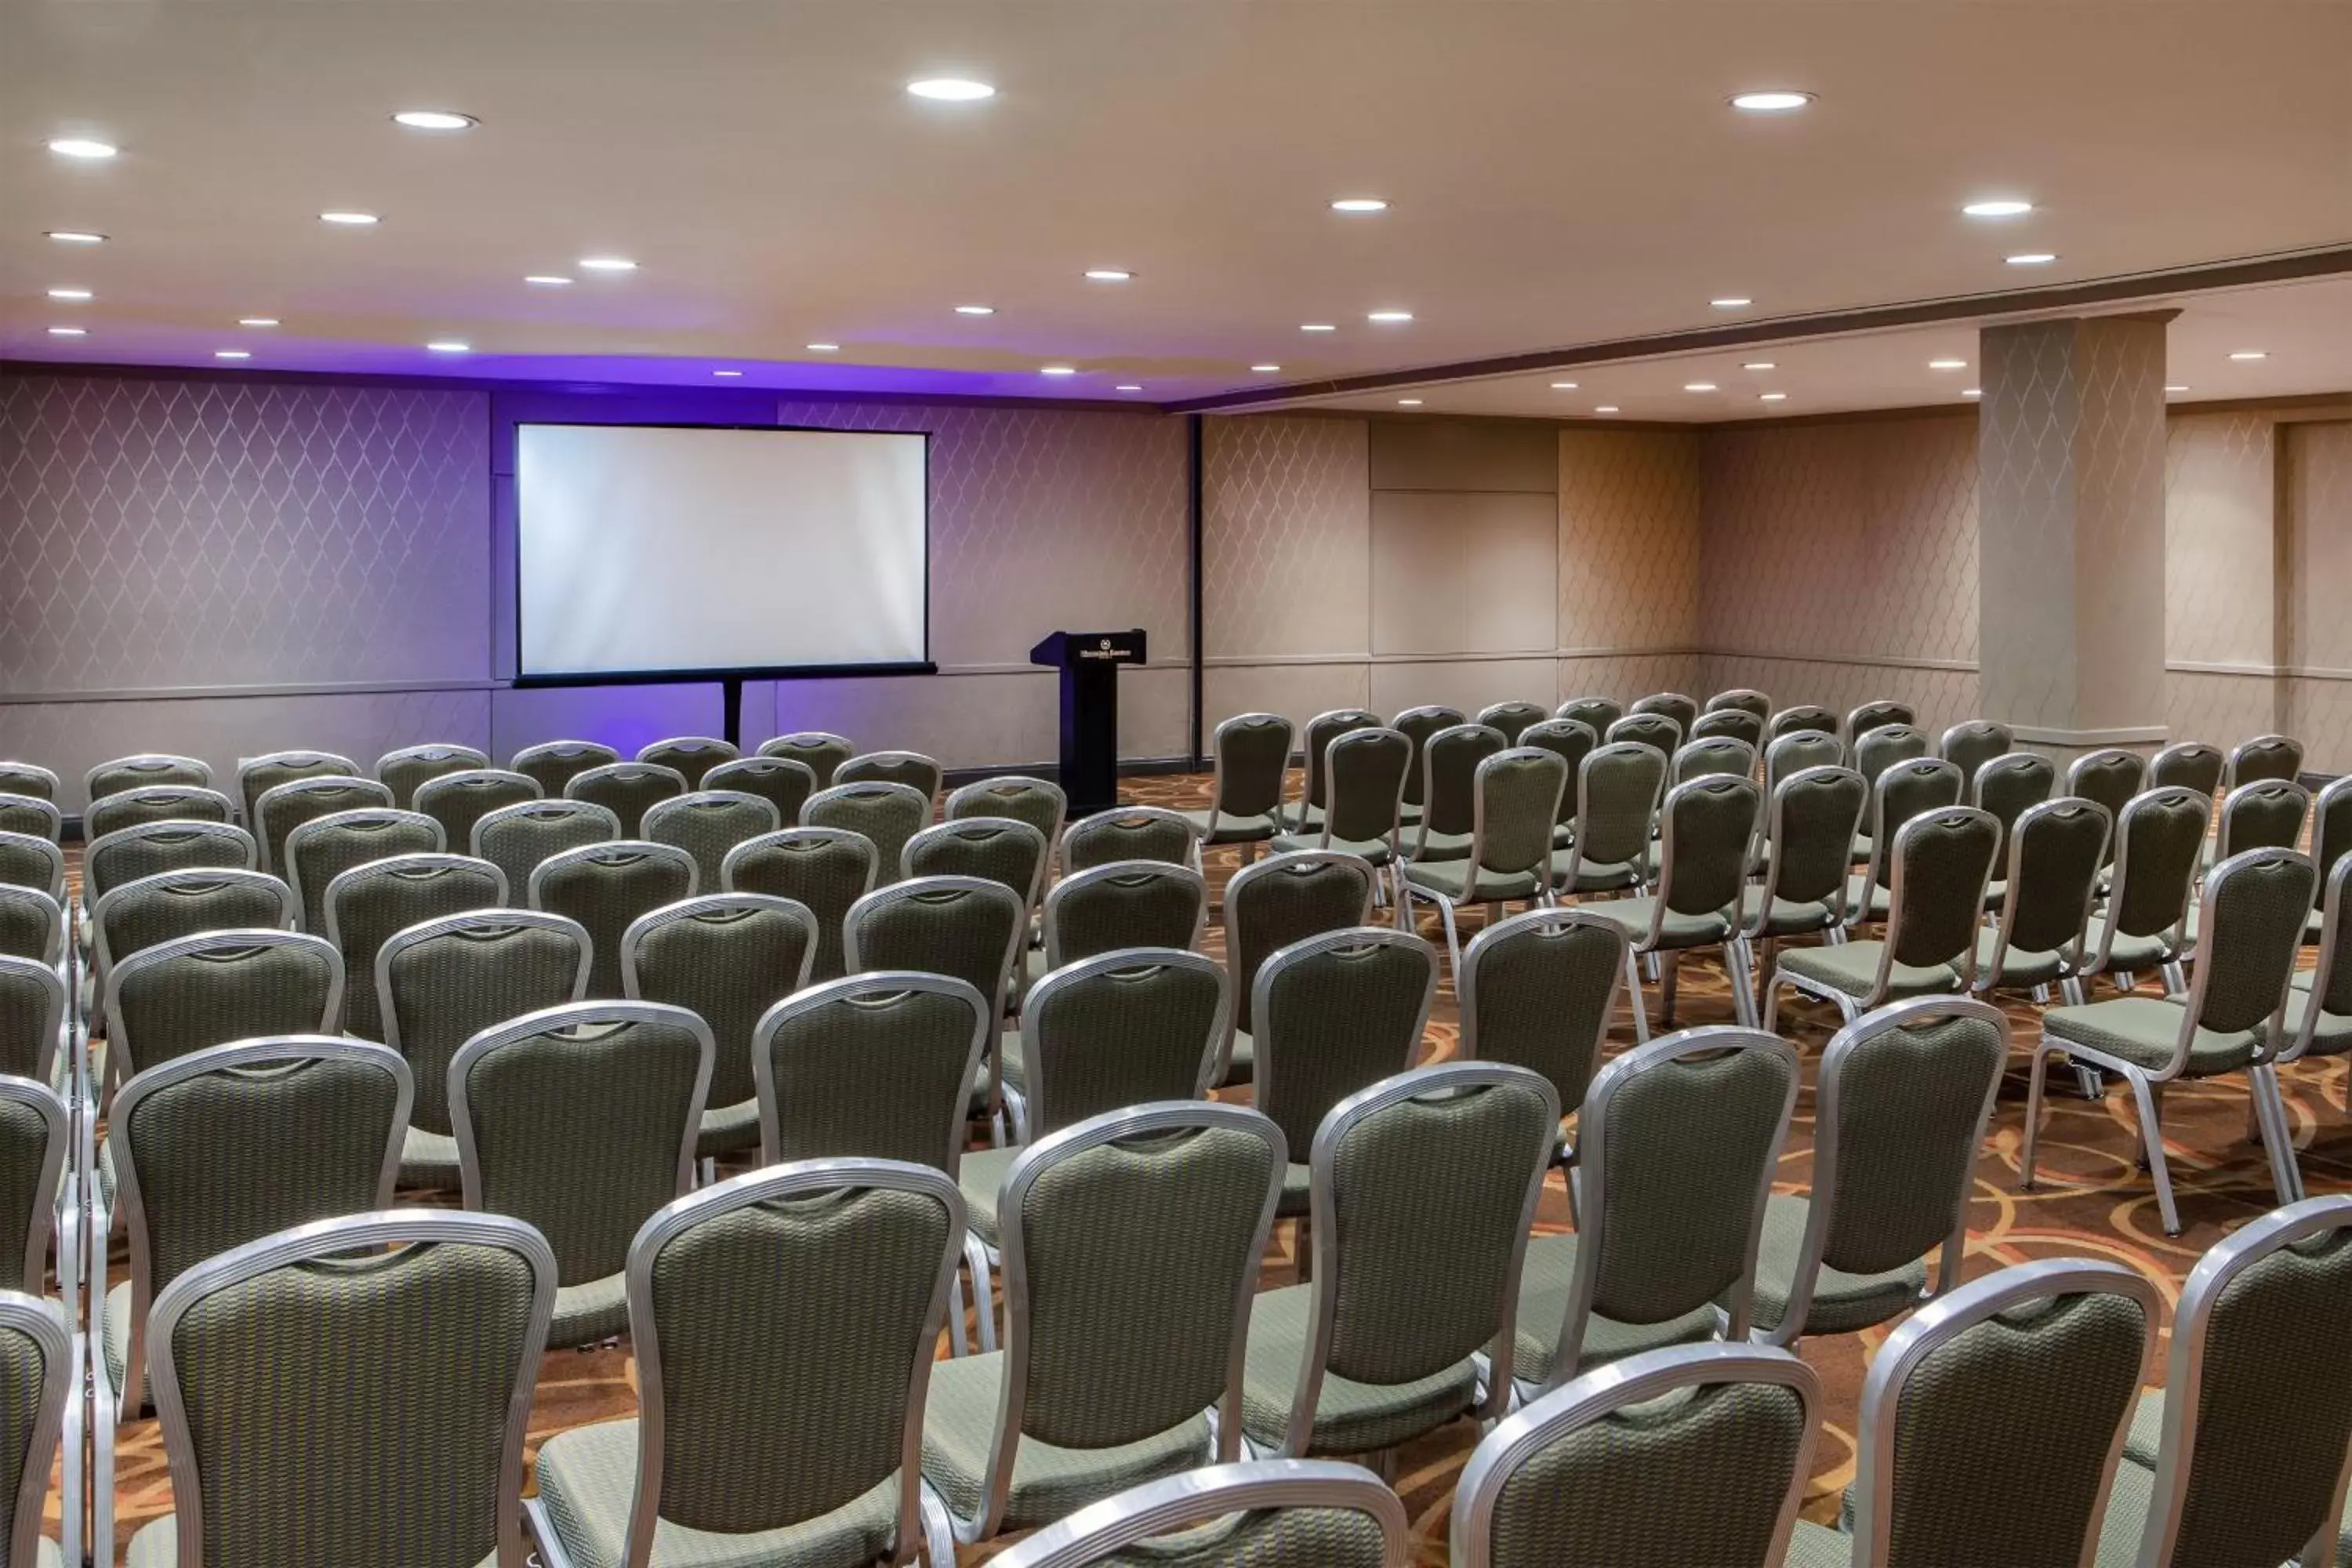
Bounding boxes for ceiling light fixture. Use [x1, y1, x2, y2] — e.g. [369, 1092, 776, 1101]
[806, 343, 840, 352]
[1730, 91, 1813, 113]
[1759, 392, 1788, 402]
[713, 369, 743, 377]
[1083, 268, 1132, 282]
[1594, 405, 1621, 414]
[1962, 198, 2034, 218]
[2005, 252, 2057, 266]
[2230, 350, 2268, 361]
[1040, 365, 1077, 376]
[45, 288, 91, 301]
[46, 138, 117, 160]
[1330, 198, 1388, 213]
[2165, 384, 2190, 393]
[319, 211, 379, 226]
[1962, 388, 1983, 397]
[213, 349, 251, 360]
[1301, 323, 1336, 332]
[1550, 381, 1578, 390]
[1710, 296, 1753, 309]
[1115, 383, 1144, 392]
[238, 317, 279, 327]
[907, 78, 996, 101]
[524, 274, 572, 287]
[1684, 382, 1719, 392]
[45, 230, 105, 245]
[45, 326, 85, 337]
[1250, 364, 1281, 373]
[578, 256, 637, 272]
[391, 111, 476, 131]
[1742, 361, 1776, 370]
[425, 340, 470, 354]
[1396, 398, 1424, 406]
[953, 304, 995, 315]
[1928, 358, 1967, 370]
[1367, 309, 1414, 323]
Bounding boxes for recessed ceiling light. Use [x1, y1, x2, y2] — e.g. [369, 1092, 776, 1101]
[1331, 198, 1389, 213]
[426, 340, 470, 354]
[1742, 361, 1777, 371]
[1040, 365, 1078, 376]
[1730, 91, 1813, 113]
[2230, 350, 2268, 361]
[1550, 381, 1578, 390]
[45, 230, 105, 245]
[1710, 297, 1753, 310]
[1759, 392, 1788, 402]
[2165, 384, 2190, 393]
[713, 369, 743, 377]
[45, 326, 85, 337]
[1962, 388, 1983, 397]
[391, 110, 476, 131]
[2005, 252, 2057, 266]
[1396, 398, 1424, 406]
[1962, 198, 2034, 219]
[1250, 364, 1281, 373]
[1928, 358, 1968, 370]
[1594, 405, 1621, 414]
[1301, 323, 1337, 333]
[953, 304, 996, 316]
[1367, 310, 1414, 323]
[906, 78, 995, 101]
[806, 343, 840, 353]
[319, 211, 379, 226]
[238, 317, 279, 328]
[46, 138, 117, 160]
[524, 274, 572, 287]
[1083, 269, 1132, 282]
[213, 349, 252, 360]
[1115, 383, 1144, 392]
[1684, 382, 1719, 393]
[578, 256, 637, 272]
[45, 288, 91, 301]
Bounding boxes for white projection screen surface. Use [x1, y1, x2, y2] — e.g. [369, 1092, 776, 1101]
[516, 423, 929, 679]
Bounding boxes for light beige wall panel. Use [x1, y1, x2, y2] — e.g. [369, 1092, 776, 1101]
[2285, 422, 2352, 771]
[1369, 492, 1555, 657]
[1558, 429, 1702, 652]
[2165, 412, 2279, 667]
[1370, 419, 1558, 495]
[1201, 415, 1370, 660]
[1203, 663, 1372, 737]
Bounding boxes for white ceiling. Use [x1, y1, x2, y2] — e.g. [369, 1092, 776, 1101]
[4, 0, 2350, 411]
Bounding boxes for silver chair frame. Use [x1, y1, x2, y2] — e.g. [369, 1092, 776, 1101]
[84, 818, 256, 904]
[1843, 701, 1916, 751]
[1014, 948, 1229, 1142]
[837, 749, 945, 802]
[1940, 719, 2013, 767]
[285, 808, 448, 928]
[0, 1288, 71, 1568]
[374, 741, 492, 800]
[989, 1458, 1409, 1568]
[1973, 796, 2111, 1000]
[2225, 731, 2306, 790]
[1553, 741, 1667, 898]
[757, 731, 856, 786]
[1250, 927, 1442, 1132]
[642, 789, 784, 884]
[1218, 850, 1379, 1083]
[1846, 756, 1965, 924]
[1288, 710, 1382, 833]
[1707, 688, 1774, 718]
[1768, 705, 1840, 741]
[635, 735, 740, 777]
[0, 956, 66, 1089]
[1062, 804, 1207, 875]
[1457, 906, 1627, 1174]
[1397, 748, 1568, 982]
[85, 753, 213, 802]
[1402, 722, 1507, 863]
[906, 816, 1051, 916]
[508, 739, 621, 787]
[1617, 772, 1761, 1037]
[103, 927, 345, 1083]
[413, 768, 543, 833]
[1737, 763, 1868, 960]
[0, 833, 65, 906]
[564, 761, 691, 830]
[324, 853, 510, 964]
[1189, 714, 1293, 858]
[1040, 859, 1208, 971]
[256, 775, 397, 879]
[720, 825, 880, 897]
[2147, 739, 2224, 796]
[1769, 804, 1996, 1028]
[527, 839, 702, 911]
[2213, 775, 2310, 865]
[376, 909, 596, 1081]
[0, 794, 61, 845]
[1669, 735, 1757, 786]
[85, 786, 237, 844]
[751, 971, 991, 1176]
[2075, 786, 2208, 1000]
[0, 764, 60, 802]
[91, 867, 298, 984]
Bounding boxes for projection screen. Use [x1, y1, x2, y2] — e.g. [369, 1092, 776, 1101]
[516, 423, 930, 680]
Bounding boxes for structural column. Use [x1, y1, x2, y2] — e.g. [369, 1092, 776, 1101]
[1976, 312, 2175, 764]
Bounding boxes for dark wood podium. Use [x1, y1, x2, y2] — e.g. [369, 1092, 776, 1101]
[1030, 629, 1147, 815]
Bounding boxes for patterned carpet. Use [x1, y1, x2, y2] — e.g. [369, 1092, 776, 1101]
[86, 770, 2351, 1564]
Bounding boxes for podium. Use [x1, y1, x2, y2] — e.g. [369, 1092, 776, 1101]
[1030, 629, 1147, 816]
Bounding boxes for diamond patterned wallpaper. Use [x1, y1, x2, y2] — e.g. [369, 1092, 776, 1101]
[1202, 415, 1369, 662]
[2287, 421, 2352, 771]
[2163, 411, 2282, 748]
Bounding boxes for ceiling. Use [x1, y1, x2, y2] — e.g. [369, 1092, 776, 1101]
[5, 0, 2350, 413]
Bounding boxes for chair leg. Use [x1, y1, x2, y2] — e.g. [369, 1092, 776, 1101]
[1726, 939, 1759, 1028]
[1623, 942, 1652, 1044]
[2060, 975, 2087, 1007]
[920, 1484, 960, 1566]
[2160, 960, 2187, 995]
[2123, 1071, 2181, 1236]
[2020, 1040, 2053, 1189]
[947, 1268, 970, 1358]
[1657, 950, 1680, 1028]
[1435, 898, 1462, 988]
[962, 1232, 998, 1354]
[1762, 971, 1784, 1032]
[1239, 839, 1258, 866]
[2253, 1065, 2306, 1204]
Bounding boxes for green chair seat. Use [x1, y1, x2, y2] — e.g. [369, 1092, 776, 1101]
[1552, 823, 1577, 851]
[2120, 1386, 2165, 1468]
[1738, 888, 1842, 938]
[1178, 808, 1278, 846]
[1236, 1283, 1478, 1456]
[1983, 877, 2008, 912]
[2283, 992, 2352, 1058]
[1278, 1160, 1312, 1217]
[103, 1280, 131, 1391]
[2086, 1451, 2161, 1568]
[1745, 1193, 1926, 1339]
[400, 1123, 462, 1189]
[1575, 897, 1733, 949]
[1783, 1520, 1851, 1568]
[1269, 833, 1392, 868]
[920, 1350, 1210, 1533]
[554, 1270, 630, 1348]
[129, 1519, 488, 1568]
[970, 1029, 1025, 1117]
[1849, 833, 1875, 865]
[2082, 917, 2175, 975]
[1403, 829, 1474, 865]
[1221, 1029, 1253, 1086]
[536, 1417, 900, 1568]
[1400, 860, 1542, 903]
[1777, 943, 1959, 1003]
[695, 1097, 761, 1159]
[2311, 908, 2328, 943]
[1509, 1232, 1719, 1388]
[2042, 996, 2261, 1076]
[1973, 927, 2065, 989]
[958, 1145, 1016, 1247]
[1553, 858, 1644, 896]
[1842, 874, 1893, 922]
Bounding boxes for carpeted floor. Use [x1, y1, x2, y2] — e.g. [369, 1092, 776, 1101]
[87, 770, 2352, 1563]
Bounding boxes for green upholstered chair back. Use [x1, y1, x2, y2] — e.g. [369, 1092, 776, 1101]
[1846, 700, 1915, 744]
[802, 781, 931, 888]
[1689, 708, 1764, 751]
[285, 808, 444, 934]
[1995, 799, 2110, 960]
[2227, 731, 2304, 789]
[1472, 749, 1568, 878]
[1864, 759, 1965, 892]
[0, 1078, 65, 1294]
[0, 892, 53, 971]
[2107, 787, 2210, 942]
[1318, 731, 1410, 851]
[379, 911, 591, 1138]
[946, 776, 1069, 864]
[720, 827, 877, 982]
[1065, 806, 1200, 875]
[452, 1002, 710, 1289]
[106, 930, 343, 1079]
[87, 753, 212, 803]
[562, 761, 687, 837]
[635, 736, 738, 789]
[1765, 729, 1846, 794]
[1451, 1345, 1820, 1568]
[1043, 862, 1206, 969]
[1655, 775, 1759, 920]
[1225, 852, 1377, 1036]
[2217, 777, 2310, 859]
[1767, 704, 1838, 742]
[93, 869, 295, 980]
[1022, 950, 1226, 1137]
[2302, 853, 2352, 1028]
[527, 842, 697, 999]
[0, 798, 58, 846]
[375, 743, 489, 809]
[0, 765, 56, 804]
[1571, 742, 1667, 870]
[845, 875, 1025, 1023]
[1458, 909, 1623, 1122]
[1204, 713, 1295, 823]
[1853, 724, 1929, 783]
[85, 784, 235, 844]
[641, 789, 782, 892]
[626, 1161, 961, 1554]
[758, 731, 855, 789]
[86, 819, 255, 904]
[1475, 702, 1549, 747]
[1848, 1260, 2155, 1568]
[1970, 752, 2056, 867]
[2149, 740, 2224, 800]
[1555, 697, 1621, 735]
[1937, 720, 2012, 783]
[836, 750, 942, 804]
[906, 817, 1049, 911]
[622, 894, 816, 1115]
[0, 1289, 68, 1568]
[986, 1460, 1406, 1568]
[1390, 707, 1468, 810]
[1884, 808, 2001, 973]
[0, 958, 63, 1086]
[412, 771, 540, 864]
[2133, 1196, 2352, 1568]
[2067, 747, 2146, 867]
[1604, 712, 1680, 757]
[1301, 1066, 1555, 1428]
[755, 974, 988, 1173]
[1299, 710, 1382, 818]
[0, 837, 61, 906]
[1250, 929, 1437, 1159]
[114, 1038, 409, 1409]
[1563, 1029, 1797, 1374]
[1705, 688, 1773, 720]
[1418, 724, 1506, 840]
[147, 1210, 553, 1568]
[1630, 691, 1698, 736]
[1757, 766, 1868, 916]
[2312, 775, 2352, 910]
[702, 756, 818, 832]
[507, 740, 619, 799]
[470, 800, 619, 908]
[1516, 720, 1595, 828]
[256, 776, 396, 882]
[2183, 848, 2315, 1039]
[325, 855, 506, 1040]
[1669, 737, 1755, 790]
